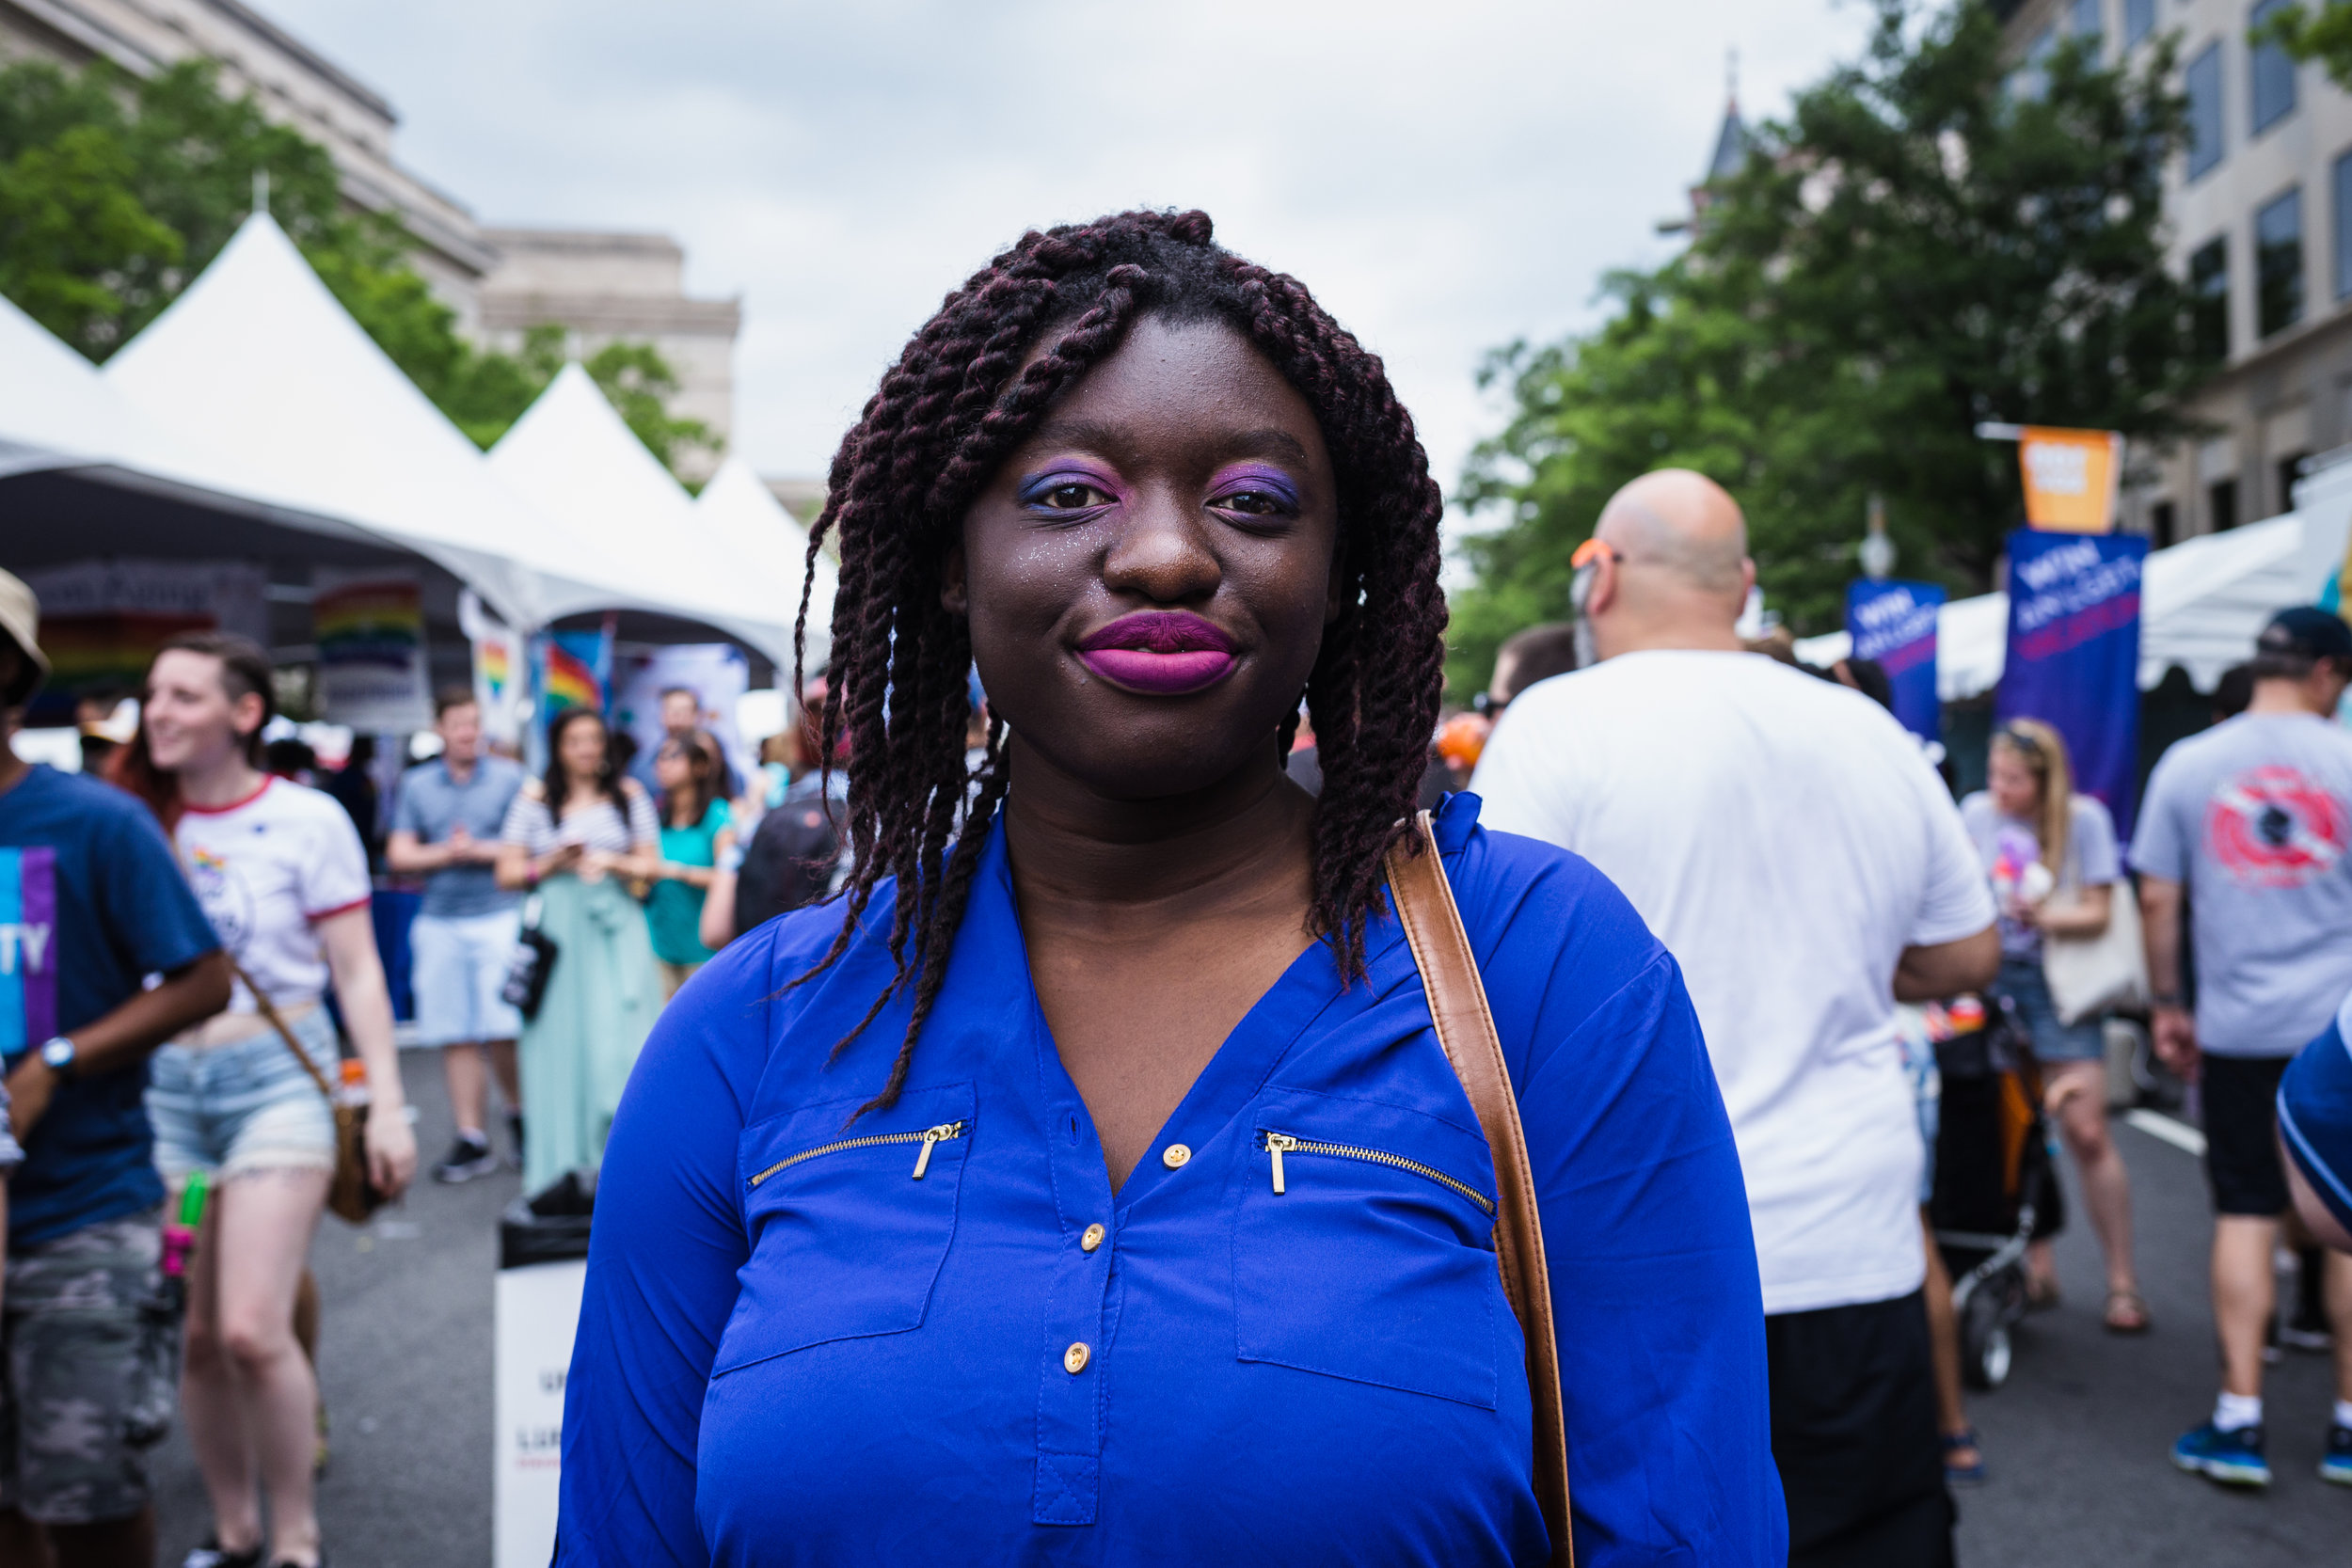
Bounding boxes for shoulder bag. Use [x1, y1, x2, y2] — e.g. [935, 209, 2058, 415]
[501, 892, 560, 1020]
[1385, 810, 1574, 1568]
[229, 957, 384, 1225]
[2042, 872, 2147, 1027]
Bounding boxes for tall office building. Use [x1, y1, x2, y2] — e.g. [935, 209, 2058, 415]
[1999, 0, 2352, 541]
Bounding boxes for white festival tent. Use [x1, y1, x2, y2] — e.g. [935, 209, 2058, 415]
[0, 286, 477, 608]
[101, 213, 700, 635]
[487, 365, 801, 667]
[1792, 456, 2352, 700]
[693, 453, 836, 673]
[0, 292, 183, 478]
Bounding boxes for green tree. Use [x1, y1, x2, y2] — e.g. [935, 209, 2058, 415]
[0, 57, 716, 473]
[1452, 0, 2203, 689]
[2250, 2, 2352, 87]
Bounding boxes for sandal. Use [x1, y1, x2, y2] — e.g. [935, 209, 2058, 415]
[2104, 1289, 2153, 1335]
[1942, 1427, 1987, 1485]
[2025, 1275, 2062, 1313]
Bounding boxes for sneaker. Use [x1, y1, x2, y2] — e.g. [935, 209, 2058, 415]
[183, 1542, 264, 1568]
[433, 1134, 499, 1184]
[2171, 1420, 2271, 1487]
[2324, 1423, 2352, 1487]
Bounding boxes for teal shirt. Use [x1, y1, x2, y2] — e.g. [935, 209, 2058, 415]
[648, 799, 730, 967]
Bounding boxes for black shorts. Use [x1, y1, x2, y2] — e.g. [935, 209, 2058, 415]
[1766, 1290, 1953, 1568]
[2203, 1053, 2293, 1216]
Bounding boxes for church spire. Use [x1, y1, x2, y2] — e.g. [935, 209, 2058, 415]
[1705, 47, 1747, 183]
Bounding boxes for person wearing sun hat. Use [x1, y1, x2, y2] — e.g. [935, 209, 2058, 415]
[0, 567, 234, 1567]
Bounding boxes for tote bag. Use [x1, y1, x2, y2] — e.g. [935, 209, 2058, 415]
[2042, 873, 2147, 1026]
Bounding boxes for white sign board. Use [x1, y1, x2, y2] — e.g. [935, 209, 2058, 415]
[494, 1259, 585, 1568]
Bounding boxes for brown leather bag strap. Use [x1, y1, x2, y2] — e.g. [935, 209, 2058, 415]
[1385, 809, 1574, 1567]
[226, 954, 338, 1104]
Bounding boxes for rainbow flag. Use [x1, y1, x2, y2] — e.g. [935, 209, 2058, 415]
[535, 628, 610, 718]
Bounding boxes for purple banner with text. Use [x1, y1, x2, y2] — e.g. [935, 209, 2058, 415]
[1846, 578, 1945, 743]
[1998, 528, 2149, 839]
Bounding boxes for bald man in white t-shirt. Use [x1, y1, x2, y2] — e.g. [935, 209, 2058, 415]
[1473, 470, 1998, 1568]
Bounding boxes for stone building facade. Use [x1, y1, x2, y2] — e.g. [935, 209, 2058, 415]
[1999, 0, 2352, 542]
[0, 0, 739, 476]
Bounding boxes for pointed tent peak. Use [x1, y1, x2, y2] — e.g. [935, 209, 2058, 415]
[0, 292, 154, 467]
[109, 211, 505, 481]
[101, 210, 641, 627]
[694, 454, 836, 672]
[490, 360, 696, 529]
[489, 368, 803, 664]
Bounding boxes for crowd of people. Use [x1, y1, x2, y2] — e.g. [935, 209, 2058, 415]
[0, 570, 845, 1568]
[6, 214, 2352, 1568]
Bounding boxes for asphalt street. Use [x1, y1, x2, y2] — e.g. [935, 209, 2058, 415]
[147, 1055, 2350, 1565]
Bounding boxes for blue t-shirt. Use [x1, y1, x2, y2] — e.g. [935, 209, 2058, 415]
[2280, 994, 2352, 1239]
[556, 794, 1783, 1566]
[390, 755, 526, 920]
[0, 765, 219, 1250]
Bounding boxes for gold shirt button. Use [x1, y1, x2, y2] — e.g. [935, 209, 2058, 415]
[1161, 1143, 1192, 1169]
[1063, 1341, 1091, 1374]
[1080, 1223, 1106, 1253]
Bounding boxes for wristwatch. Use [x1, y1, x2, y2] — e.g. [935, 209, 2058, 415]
[38, 1035, 75, 1075]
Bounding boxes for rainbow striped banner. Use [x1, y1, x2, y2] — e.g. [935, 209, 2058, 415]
[313, 570, 432, 729]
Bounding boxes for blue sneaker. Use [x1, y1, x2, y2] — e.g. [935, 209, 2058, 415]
[2172, 1421, 2270, 1487]
[2323, 1423, 2352, 1487]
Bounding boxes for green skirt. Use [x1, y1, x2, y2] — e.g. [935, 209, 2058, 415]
[519, 872, 661, 1195]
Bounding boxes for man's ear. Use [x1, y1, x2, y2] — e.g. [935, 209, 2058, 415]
[941, 540, 970, 619]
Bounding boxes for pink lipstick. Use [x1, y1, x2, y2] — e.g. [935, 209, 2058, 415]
[1076, 611, 1238, 695]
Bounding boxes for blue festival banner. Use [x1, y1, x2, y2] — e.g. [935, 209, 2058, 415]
[1998, 528, 2149, 839]
[1846, 578, 1946, 742]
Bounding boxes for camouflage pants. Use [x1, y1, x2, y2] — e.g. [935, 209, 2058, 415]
[0, 1211, 179, 1524]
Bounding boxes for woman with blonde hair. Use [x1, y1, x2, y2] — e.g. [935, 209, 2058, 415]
[1960, 718, 2147, 1333]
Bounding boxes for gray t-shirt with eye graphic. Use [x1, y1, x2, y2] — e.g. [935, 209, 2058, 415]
[2131, 711, 2352, 1057]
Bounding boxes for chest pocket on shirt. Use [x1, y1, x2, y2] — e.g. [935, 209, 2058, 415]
[712, 1082, 975, 1376]
[1231, 1087, 1503, 1409]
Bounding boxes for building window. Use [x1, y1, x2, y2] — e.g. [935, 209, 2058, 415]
[2279, 451, 2312, 513]
[2151, 499, 2178, 546]
[2187, 41, 2225, 179]
[2251, 0, 2299, 135]
[2191, 235, 2231, 361]
[2211, 476, 2240, 532]
[2257, 187, 2305, 337]
[2125, 0, 2155, 48]
[2071, 0, 2104, 45]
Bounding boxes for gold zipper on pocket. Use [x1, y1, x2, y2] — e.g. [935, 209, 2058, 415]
[1258, 1130, 1494, 1215]
[748, 1120, 967, 1188]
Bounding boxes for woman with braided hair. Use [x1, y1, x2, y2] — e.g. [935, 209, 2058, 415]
[558, 211, 1780, 1565]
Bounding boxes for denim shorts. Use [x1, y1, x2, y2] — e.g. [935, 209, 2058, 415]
[146, 1006, 340, 1180]
[412, 907, 524, 1047]
[1993, 956, 2106, 1063]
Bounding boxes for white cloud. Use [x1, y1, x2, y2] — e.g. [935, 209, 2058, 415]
[264, 0, 1877, 497]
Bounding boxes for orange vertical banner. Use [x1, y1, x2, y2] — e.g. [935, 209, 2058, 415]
[2016, 426, 2123, 533]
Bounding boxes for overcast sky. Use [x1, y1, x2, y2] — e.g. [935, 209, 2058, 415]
[267, 0, 1877, 506]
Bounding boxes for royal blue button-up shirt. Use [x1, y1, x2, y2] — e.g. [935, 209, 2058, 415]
[557, 794, 1783, 1565]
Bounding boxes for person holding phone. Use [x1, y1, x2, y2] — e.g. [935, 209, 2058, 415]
[496, 707, 662, 1196]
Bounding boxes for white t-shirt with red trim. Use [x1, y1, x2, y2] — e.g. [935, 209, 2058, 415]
[174, 776, 373, 1014]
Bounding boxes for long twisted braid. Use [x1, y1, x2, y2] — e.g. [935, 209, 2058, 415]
[795, 210, 1448, 1116]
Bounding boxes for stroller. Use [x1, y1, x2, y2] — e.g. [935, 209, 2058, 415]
[1928, 994, 2063, 1389]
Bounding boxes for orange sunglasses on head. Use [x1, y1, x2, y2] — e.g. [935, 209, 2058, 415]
[1570, 538, 1623, 570]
